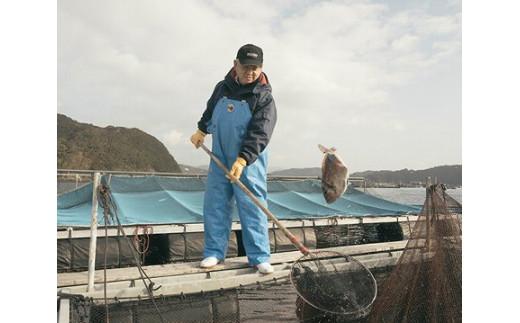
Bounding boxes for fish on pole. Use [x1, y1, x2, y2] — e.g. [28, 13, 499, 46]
[87, 172, 101, 292]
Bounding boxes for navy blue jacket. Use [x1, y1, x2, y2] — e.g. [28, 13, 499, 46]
[197, 68, 277, 165]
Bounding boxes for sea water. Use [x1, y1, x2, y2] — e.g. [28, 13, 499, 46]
[365, 187, 462, 206]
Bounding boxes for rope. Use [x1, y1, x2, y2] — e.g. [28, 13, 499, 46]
[98, 184, 166, 323]
[133, 225, 153, 263]
[406, 215, 412, 239]
[325, 217, 341, 246]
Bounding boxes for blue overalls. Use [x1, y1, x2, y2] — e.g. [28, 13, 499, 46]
[203, 96, 270, 266]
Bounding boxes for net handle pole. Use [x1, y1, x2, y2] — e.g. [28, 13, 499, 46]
[87, 172, 101, 292]
[200, 144, 310, 255]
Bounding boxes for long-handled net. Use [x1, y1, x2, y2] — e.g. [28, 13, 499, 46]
[200, 144, 377, 320]
[291, 251, 377, 320]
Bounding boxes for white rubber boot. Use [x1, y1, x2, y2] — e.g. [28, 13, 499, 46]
[257, 262, 274, 274]
[200, 256, 219, 268]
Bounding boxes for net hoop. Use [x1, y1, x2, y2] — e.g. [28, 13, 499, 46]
[289, 250, 378, 318]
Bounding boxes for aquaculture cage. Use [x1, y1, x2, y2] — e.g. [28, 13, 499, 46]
[57, 175, 421, 273]
[367, 183, 462, 322]
[62, 254, 397, 323]
[57, 175, 461, 322]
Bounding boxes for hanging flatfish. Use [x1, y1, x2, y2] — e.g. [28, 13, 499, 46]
[318, 144, 349, 203]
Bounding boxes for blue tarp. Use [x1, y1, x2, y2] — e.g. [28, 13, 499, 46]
[57, 176, 420, 227]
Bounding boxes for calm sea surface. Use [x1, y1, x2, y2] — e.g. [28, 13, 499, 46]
[364, 187, 462, 206]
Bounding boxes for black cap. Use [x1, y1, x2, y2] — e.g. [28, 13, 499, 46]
[236, 44, 263, 66]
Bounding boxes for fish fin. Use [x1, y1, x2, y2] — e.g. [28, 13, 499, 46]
[318, 144, 329, 153]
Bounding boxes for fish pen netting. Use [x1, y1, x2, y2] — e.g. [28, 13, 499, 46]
[67, 266, 393, 323]
[367, 184, 462, 323]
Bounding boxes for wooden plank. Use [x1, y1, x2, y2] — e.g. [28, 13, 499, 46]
[60, 251, 403, 295]
[57, 223, 201, 239]
[62, 251, 402, 294]
[58, 240, 407, 287]
[84, 268, 291, 299]
[58, 297, 70, 323]
[399, 215, 419, 223]
[58, 240, 408, 288]
[62, 271, 212, 294]
[79, 251, 401, 300]
[57, 216, 417, 239]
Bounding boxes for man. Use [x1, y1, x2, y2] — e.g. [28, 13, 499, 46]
[190, 44, 277, 274]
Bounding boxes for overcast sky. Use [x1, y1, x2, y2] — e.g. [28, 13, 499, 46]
[58, 0, 461, 172]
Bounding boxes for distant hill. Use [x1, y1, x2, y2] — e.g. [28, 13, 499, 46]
[269, 165, 462, 186]
[57, 114, 181, 172]
[354, 165, 462, 186]
[268, 167, 321, 177]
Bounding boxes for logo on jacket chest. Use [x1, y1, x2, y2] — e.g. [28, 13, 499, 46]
[227, 104, 234, 112]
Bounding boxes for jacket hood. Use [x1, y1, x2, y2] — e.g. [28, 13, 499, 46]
[223, 67, 271, 95]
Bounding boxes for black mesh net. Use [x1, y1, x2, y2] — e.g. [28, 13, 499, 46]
[367, 184, 462, 322]
[290, 251, 377, 319]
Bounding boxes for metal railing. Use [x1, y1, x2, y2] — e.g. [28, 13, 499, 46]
[57, 169, 367, 191]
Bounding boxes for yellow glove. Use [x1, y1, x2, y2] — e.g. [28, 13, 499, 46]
[228, 157, 247, 182]
[190, 129, 206, 148]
